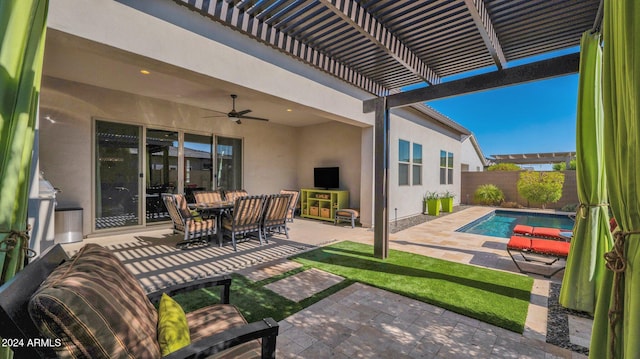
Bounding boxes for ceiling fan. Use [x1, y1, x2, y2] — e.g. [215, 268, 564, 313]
[204, 94, 269, 124]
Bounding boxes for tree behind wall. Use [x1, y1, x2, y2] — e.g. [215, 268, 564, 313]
[552, 159, 577, 171]
[517, 172, 565, 209]
[487, 163, 521, 171]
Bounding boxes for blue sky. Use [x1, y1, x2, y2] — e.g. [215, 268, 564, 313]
[427, 74, 579, 157]
[406, 47, 581, 158]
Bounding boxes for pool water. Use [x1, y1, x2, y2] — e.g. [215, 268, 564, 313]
[456, 210, 575, 238]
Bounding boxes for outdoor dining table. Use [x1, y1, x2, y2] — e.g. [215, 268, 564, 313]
[190, 201, 234, 247]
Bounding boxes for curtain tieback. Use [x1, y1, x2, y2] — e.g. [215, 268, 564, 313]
[604, 229, 640, 358]
[578, 202, 608, 219]
[0, 229, 36, 258]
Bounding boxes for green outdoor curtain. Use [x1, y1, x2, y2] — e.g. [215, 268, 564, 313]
[1, 0, 49, 270]
[559, 32, 612, 314]
[590, 0, 640, 358]
[0, 1, 48, 357]
[0, 0, 49, 267]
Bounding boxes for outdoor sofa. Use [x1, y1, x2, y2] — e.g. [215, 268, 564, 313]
[0, 243, 278, 358]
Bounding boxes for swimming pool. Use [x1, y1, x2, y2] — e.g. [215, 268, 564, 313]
[456, 210, 575, 238]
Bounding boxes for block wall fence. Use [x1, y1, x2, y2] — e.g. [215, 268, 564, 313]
[460, 171, 578, 210]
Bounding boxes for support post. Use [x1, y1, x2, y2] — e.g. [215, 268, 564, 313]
[373, 97, 389, 259]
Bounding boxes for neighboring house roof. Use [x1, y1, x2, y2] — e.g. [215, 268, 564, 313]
[463, 135, 488, 167]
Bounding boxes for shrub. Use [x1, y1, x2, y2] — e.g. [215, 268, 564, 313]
[501, 201, 521, 209]
[552, 159, 577, 171]
[487, 163, 521, 171]
[561, 203, 579, 212]
[474, 184, 504, 206]
[517, 171, 565, 209]
[423, 191, 440, 200]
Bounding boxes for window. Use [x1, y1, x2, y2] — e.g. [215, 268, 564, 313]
[448, 152, 454, 184]
[399, 140, 422, 186]
[412, 143, 422, 185]
[440, 150, 454, 184]
[398, 140, 410, 185]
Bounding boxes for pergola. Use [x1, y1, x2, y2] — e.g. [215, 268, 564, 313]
[491, 152, 576, 166]
[175, 0, 601, 258]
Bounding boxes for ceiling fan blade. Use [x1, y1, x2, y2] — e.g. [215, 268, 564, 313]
[239, 115, 269, 122]
[237, 109, 252, 116]
[202, 115, 228, 118]
[201, 108, 228, 115]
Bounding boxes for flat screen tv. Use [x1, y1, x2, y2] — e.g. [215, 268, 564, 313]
[314, 167, 339, 189]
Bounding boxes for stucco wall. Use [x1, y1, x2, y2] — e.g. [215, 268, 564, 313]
[39, 78, 299, 236]
[296, 122, 362, 210]
[461, 137, 485, 172]
[389, 110, 463, 220]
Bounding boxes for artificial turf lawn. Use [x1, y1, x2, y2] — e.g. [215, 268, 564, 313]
[173, 240, 533, 333]
[172, 269, 354, 324]
[290, 241, 533, 333]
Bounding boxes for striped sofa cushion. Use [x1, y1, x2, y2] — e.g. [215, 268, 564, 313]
[28, 244, 161, 359]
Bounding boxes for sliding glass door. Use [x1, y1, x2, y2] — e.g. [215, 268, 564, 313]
[146, 129, 178, 223]
[95, 121, 141, 229]
[94, 120, 228, 230]
[216, 136, 243, 191]
[184, 133, 213, 202]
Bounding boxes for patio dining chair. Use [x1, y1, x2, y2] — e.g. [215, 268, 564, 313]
[225, 189, 249, 202]
[279, 189, 299, 222]
[262, 193, 293, 239]
[193, 190, 224, 205]
[222, 195, 267, 251]
[162, 194, 216, 248]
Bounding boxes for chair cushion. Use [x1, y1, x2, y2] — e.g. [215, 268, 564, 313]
[530, 239, 570, 257]
[336, 209, 359, 218]
[186, 304, 261, 359]
[532, 227, 563, 239]
[158, 294, 191, 356]
[507, 236, 532, 251]
[512, 224, 533, 235]
[188, 218, 215, 232]
[28, 244, 161, 358]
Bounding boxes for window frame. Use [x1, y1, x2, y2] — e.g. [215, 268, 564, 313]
[412, 143, 422, 185]
[440, 150, 454, 185]
[398, 139, 410, 186]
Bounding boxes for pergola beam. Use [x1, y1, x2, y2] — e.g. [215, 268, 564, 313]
[464, 0, 507, 69]
[363, 52, 580, 112]
[319, 0, 440, 85]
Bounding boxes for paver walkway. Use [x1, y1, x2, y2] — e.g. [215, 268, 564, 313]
[265, 268, 344, 302]
[276, 283, 579, 359]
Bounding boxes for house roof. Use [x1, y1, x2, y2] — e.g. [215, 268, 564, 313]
[174, 0, 600, 95]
